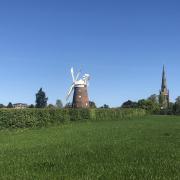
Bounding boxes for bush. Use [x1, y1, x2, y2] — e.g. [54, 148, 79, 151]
[0, 108, 146, 129]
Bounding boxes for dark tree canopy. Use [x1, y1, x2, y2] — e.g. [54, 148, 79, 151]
[7, 102, 13, 108]
[101, 104, 110, 109]
[35, 88, 48, 108]
[65, 102, 72, 108]
[173, 96, 180, 115]
[29, 104, 35, 108]
[0, 104, 5, 108]
[148, 94, 159, 104]
[48, 104, 55, 108]
[56, 99, 63, 108]
[121, 100, 138, 108]
[138, 99, 160, 113]
[89, 101, 96, 108]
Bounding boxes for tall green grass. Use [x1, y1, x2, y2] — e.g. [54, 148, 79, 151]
[0, 115, 179, 179]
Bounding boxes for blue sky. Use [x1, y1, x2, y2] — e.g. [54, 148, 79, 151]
[0, 0, 179, 107]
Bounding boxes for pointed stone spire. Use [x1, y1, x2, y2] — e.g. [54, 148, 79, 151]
[161, 65, 167, 91]
[159, 65, 169, 109]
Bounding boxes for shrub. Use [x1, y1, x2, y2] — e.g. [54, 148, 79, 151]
[0, 108, 146, 129]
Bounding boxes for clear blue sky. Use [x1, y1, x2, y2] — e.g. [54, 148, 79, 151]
[0, 0, 179, 107]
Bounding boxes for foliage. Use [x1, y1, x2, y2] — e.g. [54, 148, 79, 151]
[148, 94, 159, 104]
[121, 100, 138, 108]
[100, 104, 110, 108]
[0, 108, 146, 129]
[167, 102, 174, 115]
[159, 96, 180, 115]
[137, 99, 160, 113]
[64, 102, 72, 108]
[47, 104, 55, 108]
[119, 93, 180, 115]
[122, 97, 160, 114]
[35, 88, 48, 108]
[0, 104, 5, 108]
[7, 102, 13, 108]
[173, 96, 180, 115]
[56, 99, 63, 108]
[0, 116, 179, 179]
[89, 101, 96, 108]
[29, 104, 35, 108]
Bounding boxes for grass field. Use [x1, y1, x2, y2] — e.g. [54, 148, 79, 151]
[0, 116, 179, 180]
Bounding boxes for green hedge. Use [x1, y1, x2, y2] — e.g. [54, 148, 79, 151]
[0, 108, 146, 129]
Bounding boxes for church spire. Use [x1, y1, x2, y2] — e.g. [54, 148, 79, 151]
[159, 65, 169, 109]
[161, 65, 167, 91]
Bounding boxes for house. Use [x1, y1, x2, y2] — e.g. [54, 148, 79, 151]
[13, 103, 28, 109]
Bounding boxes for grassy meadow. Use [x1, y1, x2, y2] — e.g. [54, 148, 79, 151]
[0, 115, 179, 180]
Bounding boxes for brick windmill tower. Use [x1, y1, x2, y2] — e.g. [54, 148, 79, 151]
[66, 67, 90, 108]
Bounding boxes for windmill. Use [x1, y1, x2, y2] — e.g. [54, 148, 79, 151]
[66, 67, 90, 108]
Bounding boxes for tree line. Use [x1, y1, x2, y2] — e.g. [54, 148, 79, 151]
[121, 94, 180, 115]
[0, 88, 106, 109]
[1, 88, 180, 115]
[0, 88, 62, 109]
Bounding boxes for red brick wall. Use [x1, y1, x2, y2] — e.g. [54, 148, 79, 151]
[72, 86, 89, 108]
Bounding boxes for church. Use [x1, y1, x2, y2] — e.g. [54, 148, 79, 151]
[159, 65, 169, 109]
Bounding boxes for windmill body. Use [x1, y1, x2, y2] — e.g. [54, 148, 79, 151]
[66, 68, 90, 108]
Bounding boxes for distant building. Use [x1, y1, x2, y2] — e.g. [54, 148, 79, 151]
[13, 103, 28, 109]
[159, 65, 169, 109]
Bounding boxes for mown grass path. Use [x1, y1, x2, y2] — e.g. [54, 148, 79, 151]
[0, 116, 179, 179]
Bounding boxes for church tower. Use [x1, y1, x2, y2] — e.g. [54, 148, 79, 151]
[159, 65, 169, 109]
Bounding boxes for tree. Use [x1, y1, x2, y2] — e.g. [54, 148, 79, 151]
[56, 99, 63, 108]
[138, 99, 160, 113]
[35, 88, 48, 108]
[29, 104, 35, 108]
[173, 96, 180, 115]
[65, 102, 72, 108]
[101, 104, 110, 108]
[89, 101, 96, 108]
[48, 104, 55, 108]
[167, 102, 174, 115]
[148, 94, 159, 104]
[0, 104, 5, 108]
[121, 100, 138, 108]
[7, 102, 13, 108]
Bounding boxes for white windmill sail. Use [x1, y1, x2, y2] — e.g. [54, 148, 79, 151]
[71, 67, 75, 82]
[66, 84, 74, 100]
[66, 67, 90, 101]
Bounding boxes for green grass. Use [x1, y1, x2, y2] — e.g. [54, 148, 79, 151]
[0, 116, 179, 180]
